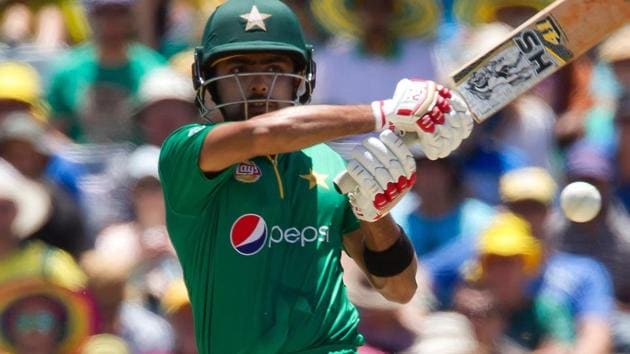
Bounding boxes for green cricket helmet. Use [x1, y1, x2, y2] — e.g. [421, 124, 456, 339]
[192, 0, 316, 120]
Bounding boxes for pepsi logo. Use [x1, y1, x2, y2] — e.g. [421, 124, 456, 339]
[230, 214, 267, 256]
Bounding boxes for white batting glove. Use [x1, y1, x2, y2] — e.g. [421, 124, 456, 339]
[338, 130, 416, 222]
[372, 79, 474, 160]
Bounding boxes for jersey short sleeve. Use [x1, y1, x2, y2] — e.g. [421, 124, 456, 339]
[541, 253, 614, 321]
[159, 123, 235, 215]
[571, 257, 614, 319]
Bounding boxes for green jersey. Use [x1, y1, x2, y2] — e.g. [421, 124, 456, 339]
[507, 295, 575, 350]
[47, 43, 165, 143]
[159, 123, 364, 353]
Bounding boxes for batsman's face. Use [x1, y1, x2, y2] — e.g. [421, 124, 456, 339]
[212, 53, 297, 120]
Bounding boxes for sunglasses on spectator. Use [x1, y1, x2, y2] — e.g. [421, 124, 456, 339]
[15, 311, 57, 333]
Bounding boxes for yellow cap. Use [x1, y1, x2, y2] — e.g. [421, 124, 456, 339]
[80, 334, 130, 354]
[478, 212, 542, 275]
[499, 167, 557, 205]
[454, 0, 553, 25]
[0, 62, 41, 106]
[599, 25, 630, 63]
[161, 279, 191, 315]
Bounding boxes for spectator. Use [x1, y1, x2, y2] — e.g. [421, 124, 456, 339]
[460, 212, 575, 352]
[80, 334, 130, 354]
[599, 25, 630, 88]
[549, 142, 630, 352]
[161, 279, 197, 354]
[408, 312, 479, 354]
[94, 145, 181, 312]
[81, 250, 175, 354]
[533, 17, 626, 149]
[135, 0, 213, 58]
[0, 159, 86, 292]
[0, 285, 93, 354]
[135, 67, 197, 146]
[0, 0, 89, 47]
[391, 153, 494, 261]
[0, 159, 93, 353]
[453, 0, 553, 28]
[502, 167, 614, 354]
[284, 0, 329, 45]
[0, 112, 88, 258]
[0, 1, 90, 84]
[616, 93, 630, 210]
[451, 22, 556, 205]
[550, 142, 630, 304]
[452, 287, 506, 354]
[310, 0, 439, 102]
[0, 61, 46, 122]
[46, 0, 165, 143]
[340, 254, 430, 353]
[435, 22, 556, 203]
[310, 0, 439, 159]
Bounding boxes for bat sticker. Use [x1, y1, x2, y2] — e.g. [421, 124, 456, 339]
[456, 15, 572, 119]
[465, 53, 533, 100]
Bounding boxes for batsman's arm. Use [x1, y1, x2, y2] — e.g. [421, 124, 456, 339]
[199, 105, 376, 173]
[342, 215, 418, 303]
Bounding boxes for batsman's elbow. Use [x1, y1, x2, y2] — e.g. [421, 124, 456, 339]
[377, 274, 418, 304]
[381, 280, 418, 304]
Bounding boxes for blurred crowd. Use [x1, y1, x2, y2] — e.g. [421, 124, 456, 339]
[0, 0, 628, 353]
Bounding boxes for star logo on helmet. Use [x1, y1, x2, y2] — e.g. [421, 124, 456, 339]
[240, 5, 272, 32]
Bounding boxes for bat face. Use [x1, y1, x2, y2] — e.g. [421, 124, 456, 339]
[451, 0, 630, 123]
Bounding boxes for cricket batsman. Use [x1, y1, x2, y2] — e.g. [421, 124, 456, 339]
[158, 0, 474, 352]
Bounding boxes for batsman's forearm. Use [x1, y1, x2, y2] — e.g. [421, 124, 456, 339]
[199, 105, 375, 173]
[247, 105, 375, 155]
[360, 216, 403, 251]
[358, 216, 418, 303]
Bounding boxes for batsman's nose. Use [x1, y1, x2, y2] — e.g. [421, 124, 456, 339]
[248, 75, 269, 96]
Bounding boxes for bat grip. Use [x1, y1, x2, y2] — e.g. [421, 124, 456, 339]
[333, 132, 418, 195]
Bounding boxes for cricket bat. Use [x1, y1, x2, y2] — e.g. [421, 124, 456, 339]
[452, 0, 629, 123]
[335, 0, 630, 194]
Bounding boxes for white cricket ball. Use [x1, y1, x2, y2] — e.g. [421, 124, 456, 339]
[560, 181, 602, 223]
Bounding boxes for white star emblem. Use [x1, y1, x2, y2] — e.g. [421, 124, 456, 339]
[240, 5, 272, 32]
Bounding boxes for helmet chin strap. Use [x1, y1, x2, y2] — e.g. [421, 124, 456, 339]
[196, 72, 310, 122]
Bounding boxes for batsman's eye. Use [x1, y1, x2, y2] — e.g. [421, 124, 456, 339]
[267, 65, 283, 73]
[229, 66, 243, 74]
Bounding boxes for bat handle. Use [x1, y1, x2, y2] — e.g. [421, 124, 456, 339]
[333, 131, 419, 195]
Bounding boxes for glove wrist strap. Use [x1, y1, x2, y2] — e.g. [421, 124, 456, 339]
[363, 226, 414, 277]
[370, 100, 392, 131]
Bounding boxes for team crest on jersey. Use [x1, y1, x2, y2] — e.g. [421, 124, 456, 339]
[230, 214, 267, 256]
[234, 160, 262, 183]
